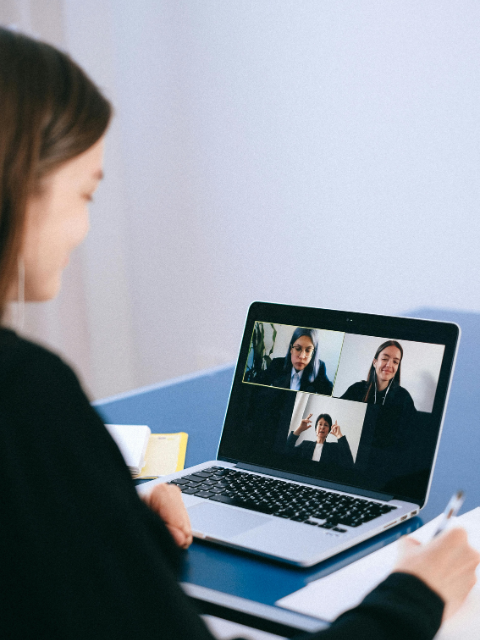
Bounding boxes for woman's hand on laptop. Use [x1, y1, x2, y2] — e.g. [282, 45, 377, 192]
[394, 528, 480, 620]
[142, 483, 193, 549]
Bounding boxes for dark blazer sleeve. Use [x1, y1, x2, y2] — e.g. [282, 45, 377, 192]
[328, 435, 354, 469]
[255, 357, 290, 389]
[286, 431, 315, 458]
[286, 431, 299, 452]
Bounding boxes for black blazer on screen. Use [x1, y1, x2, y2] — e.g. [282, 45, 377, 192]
[286, 431, 354, 469]
[256, 357, 333, 395]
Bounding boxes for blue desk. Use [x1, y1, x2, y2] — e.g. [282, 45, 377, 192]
[95, 309, 480, 634]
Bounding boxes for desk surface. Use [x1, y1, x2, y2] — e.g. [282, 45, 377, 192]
[96, 308, 480, 632]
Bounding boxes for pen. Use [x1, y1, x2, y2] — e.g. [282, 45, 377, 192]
[432, 490, 465, 538]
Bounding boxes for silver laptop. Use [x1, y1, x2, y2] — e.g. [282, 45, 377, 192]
[138, 302, 459, 567]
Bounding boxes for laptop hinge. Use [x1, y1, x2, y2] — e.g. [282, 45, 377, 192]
[236, 463, 394, 502]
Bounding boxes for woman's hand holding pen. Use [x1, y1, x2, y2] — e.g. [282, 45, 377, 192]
[142, 483, 193, 549]
[394, 528, 480, 621]
[294, 413, 313, 435]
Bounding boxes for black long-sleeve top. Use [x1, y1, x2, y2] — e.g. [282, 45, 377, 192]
[0, 328, 443, 639]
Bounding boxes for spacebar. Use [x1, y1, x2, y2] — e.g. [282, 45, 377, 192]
[209, 494, 274, 514]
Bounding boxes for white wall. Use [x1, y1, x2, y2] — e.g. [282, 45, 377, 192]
[96, 0, 480, 398]
[4, 1, 480, 399]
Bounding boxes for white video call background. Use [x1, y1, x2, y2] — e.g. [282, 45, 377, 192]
[288, 393, 366, 462]
[332, 334, 445, 413]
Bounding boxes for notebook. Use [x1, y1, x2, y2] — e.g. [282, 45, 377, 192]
[138, 432, 189, 478]
[137, 302, 459, 566]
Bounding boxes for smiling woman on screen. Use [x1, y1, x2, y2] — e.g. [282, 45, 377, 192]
[341, 340, 416, 410]
[0, 27, 477, 640]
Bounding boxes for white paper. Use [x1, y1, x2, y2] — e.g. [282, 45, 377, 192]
[277, 508, 480, 639]
[436, 509, 480, 640]
[105, 424, 151, 475]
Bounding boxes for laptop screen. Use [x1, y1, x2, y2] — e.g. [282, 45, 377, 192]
[218, 302, 459, 506]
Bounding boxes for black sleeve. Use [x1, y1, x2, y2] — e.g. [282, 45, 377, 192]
[339, 381, 366, 401]
[0, 339, 215, 640]
[335, 435, 354, 469]
[286, 431, 300, 452]
[314, 360, 333, 395]
[402, 387, 417, 413]
[256, 358, 289, 388]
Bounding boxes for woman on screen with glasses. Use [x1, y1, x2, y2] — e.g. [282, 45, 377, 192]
[256, 326, 333, 395]
[0, 27, 477, 640]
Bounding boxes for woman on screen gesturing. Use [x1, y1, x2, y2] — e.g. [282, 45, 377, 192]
[286, 413, 353, 469]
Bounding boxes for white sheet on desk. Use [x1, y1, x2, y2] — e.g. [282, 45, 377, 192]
[437, 508, 480, 640]
[276, 508, 480, 639]
[105, 424, 151, 474]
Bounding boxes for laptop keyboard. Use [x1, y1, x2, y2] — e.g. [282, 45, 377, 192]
[170, 467, 397, 532]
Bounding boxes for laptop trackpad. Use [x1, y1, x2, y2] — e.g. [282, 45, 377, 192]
[188, 502, 269, 540]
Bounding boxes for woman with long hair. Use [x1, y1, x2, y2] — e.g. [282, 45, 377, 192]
[257, 326, 333, 395]
[0, 27, 477, 640]
[340, 340, 415, 409]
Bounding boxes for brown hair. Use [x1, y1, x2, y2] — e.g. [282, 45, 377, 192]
[0, 28, 112, 318]
[363, 340, 403, 402]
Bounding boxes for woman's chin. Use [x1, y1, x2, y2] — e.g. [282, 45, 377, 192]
[25, 278, 63, 302]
